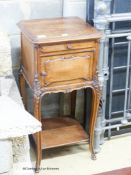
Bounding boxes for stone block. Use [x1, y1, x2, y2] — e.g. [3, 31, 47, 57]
[10, 34, 21, 68]
[63, 0, 86, 21]
[30, 0, 62, 19]
[27, 87, 61, 117]
[0, 1, 24, 35]
[0, 140, 13, 173]
[0, 32, 12, 76]
[41, 93, 61, 116]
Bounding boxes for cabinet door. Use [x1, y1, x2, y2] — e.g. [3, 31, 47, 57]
[40, 51, 95, 87]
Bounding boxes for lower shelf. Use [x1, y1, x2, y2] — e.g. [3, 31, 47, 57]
[39, 116, 88, 149]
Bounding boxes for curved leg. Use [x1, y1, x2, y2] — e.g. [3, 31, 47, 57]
[33, 95, 42, 173]
[35, 132, 42, 173]
[89, 85, 100, 160]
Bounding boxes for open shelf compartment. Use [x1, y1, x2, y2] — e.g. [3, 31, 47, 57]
[37, 116, 89, 149]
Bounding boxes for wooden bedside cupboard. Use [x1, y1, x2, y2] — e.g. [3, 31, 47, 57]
[18, 17, 102, 172]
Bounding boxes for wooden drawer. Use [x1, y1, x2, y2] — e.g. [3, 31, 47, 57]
[40, 51, 94, 87]
[40, 41, 95, 54]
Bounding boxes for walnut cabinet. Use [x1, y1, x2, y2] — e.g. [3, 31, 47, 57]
[18, 17, 101, 172]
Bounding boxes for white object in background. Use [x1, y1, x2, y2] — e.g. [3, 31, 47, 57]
[0, 31, 40, 175]
[0, 32, 12, 76]
[0, 140, 13, 173]
[0, 95, 41, 174]
[63, 0, 86, 21]
[0, 76, 13, 96]
[0, 95, 41, 139]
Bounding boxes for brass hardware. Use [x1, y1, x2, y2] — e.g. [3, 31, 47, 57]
[40, 72, 47, 76]
[67, 44, 73, 49]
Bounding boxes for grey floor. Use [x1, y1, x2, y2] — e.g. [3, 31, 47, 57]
[30, 133, 131, 175]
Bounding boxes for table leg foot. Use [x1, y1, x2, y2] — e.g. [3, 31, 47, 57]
[91, 153, 97, 160]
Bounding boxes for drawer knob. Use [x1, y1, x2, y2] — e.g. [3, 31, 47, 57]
[67, 44, 73, 49]
[40, 72, 47, 77]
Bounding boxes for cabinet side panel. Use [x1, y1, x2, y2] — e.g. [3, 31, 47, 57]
[21, 34, 34, 87]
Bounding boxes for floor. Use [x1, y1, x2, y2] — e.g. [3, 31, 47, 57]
[30, 133, 131, 175]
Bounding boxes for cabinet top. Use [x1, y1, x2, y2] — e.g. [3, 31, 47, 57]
[18, 17, 102, 44]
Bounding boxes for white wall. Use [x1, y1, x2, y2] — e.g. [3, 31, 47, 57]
[63, 0, 87, 21]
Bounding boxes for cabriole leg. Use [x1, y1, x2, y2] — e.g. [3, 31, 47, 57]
[33, 95, 42, 173]
[89, 85, 100, 160]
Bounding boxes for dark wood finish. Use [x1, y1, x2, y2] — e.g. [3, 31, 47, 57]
[71, 91, 77, 117]
[95, 167, 131, 175]
[18, 17, 101, 172]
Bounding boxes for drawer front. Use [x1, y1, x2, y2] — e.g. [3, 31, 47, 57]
[40, 52, 94, 87]
[40, 41, 94, 54]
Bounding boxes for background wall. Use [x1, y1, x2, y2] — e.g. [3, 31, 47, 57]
[0, 0, 86, 116]
[63, 0, 86, 20]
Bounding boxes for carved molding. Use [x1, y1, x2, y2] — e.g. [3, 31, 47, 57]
[92, 74, 101, 98]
